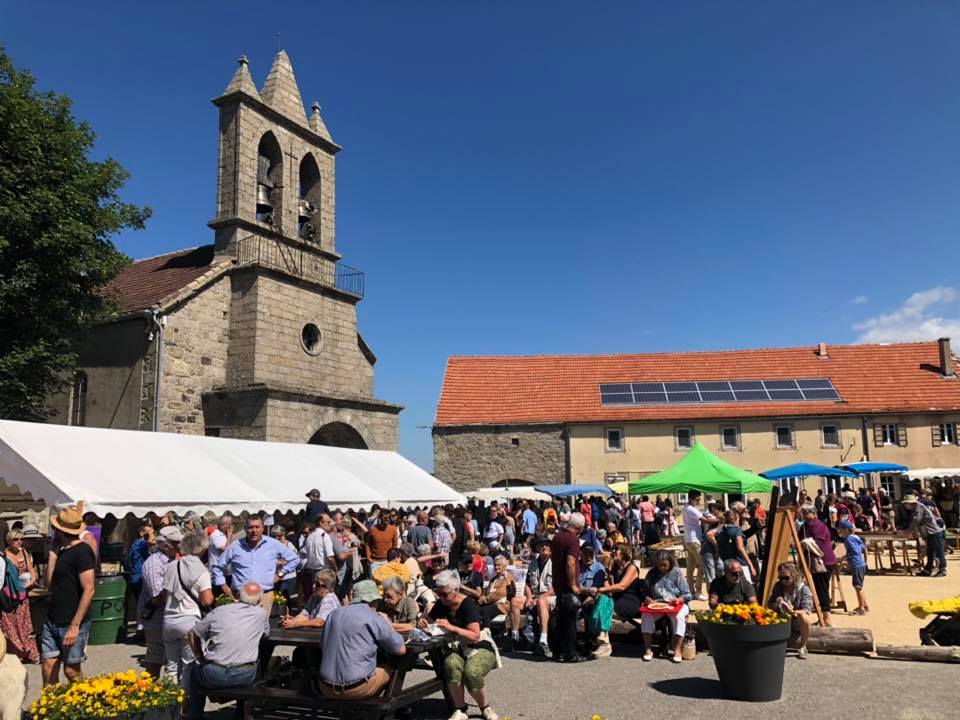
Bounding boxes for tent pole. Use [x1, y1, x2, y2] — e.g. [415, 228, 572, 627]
[756, 486, 780, 594]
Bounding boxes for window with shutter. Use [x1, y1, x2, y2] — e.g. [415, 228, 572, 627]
[896, 424, 908, 447]
[873, 424, 884, 447]
[932, 424, 943, 447]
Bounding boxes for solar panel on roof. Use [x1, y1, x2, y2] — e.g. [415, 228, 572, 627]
[599, 379, 840, 406]
[666, 391, 700, 403]
[800, 388, 840, 400]
[700, 390, 735, 402]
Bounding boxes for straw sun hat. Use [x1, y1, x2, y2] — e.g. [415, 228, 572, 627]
[49, 506, 86, 536]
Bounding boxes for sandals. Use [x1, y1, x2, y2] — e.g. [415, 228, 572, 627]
[642, 650, 654, 661]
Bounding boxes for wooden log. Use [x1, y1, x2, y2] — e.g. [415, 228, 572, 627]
[788, 626, 874, 654]
[873, 644, 960, 663]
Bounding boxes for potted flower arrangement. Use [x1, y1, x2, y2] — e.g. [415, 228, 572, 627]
[30, 670, 183, 720]
[695, 603, 790, 702]
[271, 590, 287, 618]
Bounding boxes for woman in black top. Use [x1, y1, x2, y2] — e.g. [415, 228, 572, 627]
[596, 544, 644, 619]
[420, 570, 499, 720]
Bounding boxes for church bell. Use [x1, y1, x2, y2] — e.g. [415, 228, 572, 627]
[256, 184, 273, 215]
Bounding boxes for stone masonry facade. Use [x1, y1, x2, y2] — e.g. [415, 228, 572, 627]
[50, 52, 401, 451]
[433, 424, 567, 492]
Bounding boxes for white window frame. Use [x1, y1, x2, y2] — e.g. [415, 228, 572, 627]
[821, 423, 840, 449]
[778, 477, 801, 495]
[940, 423, 957, 445]
[774, 424, 794, 450]
[879, 474, 897, 496]
[882, 423, 898, 446]
[720, 425, 740, 451]
[675, 426, 695, 451]
[605, 427, 624, 453]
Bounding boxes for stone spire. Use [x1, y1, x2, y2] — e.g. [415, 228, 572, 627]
[309, 102, 334, 143]
[223, 55, 260, 98]
[260, 50, 307, 125]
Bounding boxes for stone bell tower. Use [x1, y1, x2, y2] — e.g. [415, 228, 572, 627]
[209, 51, 341, 280]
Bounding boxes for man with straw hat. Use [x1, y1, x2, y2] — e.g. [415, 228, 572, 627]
[41, 505, 96, 686]
[901, 493, 947, 577]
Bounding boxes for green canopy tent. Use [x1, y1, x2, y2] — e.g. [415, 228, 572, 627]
[626, 442, 773, 495]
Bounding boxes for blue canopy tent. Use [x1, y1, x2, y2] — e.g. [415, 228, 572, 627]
[760, 463, 858, 480]
[839, 462, 909, 474]
[534, 484, 612, 499]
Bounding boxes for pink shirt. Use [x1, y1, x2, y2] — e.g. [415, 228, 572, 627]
[639, 502, 656, 523]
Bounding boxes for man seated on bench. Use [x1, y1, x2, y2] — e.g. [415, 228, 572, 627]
[508, 540, 553, 654]
[707, 560, 757, 610]
[186, 582, 271, 719]
[317, 580, 407, 700]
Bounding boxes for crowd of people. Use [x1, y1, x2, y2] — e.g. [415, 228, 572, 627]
[12, 479, 954, 720]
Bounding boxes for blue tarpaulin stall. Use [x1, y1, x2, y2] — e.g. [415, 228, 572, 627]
[760, 463, 858, 480]
[839, 462, 909, 474]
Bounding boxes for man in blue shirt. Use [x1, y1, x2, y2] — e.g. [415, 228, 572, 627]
[521, 502, 538, 544]
[213, 515, 299, 612]
[318, 580, 406, 699]
[837, 521, 868, 614]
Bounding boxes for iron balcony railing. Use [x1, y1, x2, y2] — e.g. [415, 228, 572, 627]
[236, 234, 365, 299]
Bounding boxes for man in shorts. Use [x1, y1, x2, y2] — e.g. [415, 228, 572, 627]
[42, 506, 97, 685]
[508, 541, 554, 655]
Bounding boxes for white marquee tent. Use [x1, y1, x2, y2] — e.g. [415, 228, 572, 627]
[0, 420, 464, 517]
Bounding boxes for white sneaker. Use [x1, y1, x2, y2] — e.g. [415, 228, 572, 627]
[482, 707, 500, 720]
[448, 710, 469, 720]
[694, 593, 707, 601]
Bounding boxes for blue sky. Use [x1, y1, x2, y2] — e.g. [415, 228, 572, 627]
[6, 3, 960, 471]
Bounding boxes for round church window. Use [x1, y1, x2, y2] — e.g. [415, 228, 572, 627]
[300, 323, 323, 355]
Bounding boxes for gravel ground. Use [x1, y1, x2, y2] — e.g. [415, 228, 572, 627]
[21, 640, 957, 719]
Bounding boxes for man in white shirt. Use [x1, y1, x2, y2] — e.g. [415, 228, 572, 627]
[208, 514, 233, 574]
[682, 490, 708, 601]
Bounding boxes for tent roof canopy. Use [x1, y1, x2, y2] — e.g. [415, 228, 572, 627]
[534, 484, 612, 499]
[465, 487, 551, 502]
[840, 462, 909, 474]
[0, 420, 464, 517]
[905, 468, 960, 481]
[627, 443, 773, 495]
[760, 463, 858, 480]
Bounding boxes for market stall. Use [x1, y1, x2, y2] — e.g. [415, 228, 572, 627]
[0, 419, 465, 516]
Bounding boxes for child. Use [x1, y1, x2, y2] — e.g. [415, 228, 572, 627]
[837, 520, 869, 614]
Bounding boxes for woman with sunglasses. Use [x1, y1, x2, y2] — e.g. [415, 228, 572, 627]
[767, 561, 814, 659]
[419, 570, 500, 720]
[1, 529, 39, 662]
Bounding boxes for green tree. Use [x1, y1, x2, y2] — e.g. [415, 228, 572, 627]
[0, 47, 150, 421]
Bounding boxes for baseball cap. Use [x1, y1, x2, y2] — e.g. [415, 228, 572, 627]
[837, 520, 855, 530]
[305, 489, 321, 498]
[159, 526, 183, 543]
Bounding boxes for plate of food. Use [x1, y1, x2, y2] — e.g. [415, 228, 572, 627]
[640, 599, 684, 615]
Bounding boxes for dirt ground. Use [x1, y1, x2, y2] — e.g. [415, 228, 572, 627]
[685, 543, 960, 646]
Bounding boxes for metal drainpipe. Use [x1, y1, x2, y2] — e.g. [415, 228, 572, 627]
[860, 416, 870, 462]
[148, 310, 165, 432]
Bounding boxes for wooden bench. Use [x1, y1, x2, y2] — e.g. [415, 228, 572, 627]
[211, 676, 442, 720]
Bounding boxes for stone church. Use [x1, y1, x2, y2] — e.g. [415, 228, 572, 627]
[48, 51, 401, 449]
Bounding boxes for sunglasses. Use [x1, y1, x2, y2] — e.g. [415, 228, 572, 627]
[726, 571, 742, 577]
[436, 589, 454, 599]
[778, 576, 791, 581]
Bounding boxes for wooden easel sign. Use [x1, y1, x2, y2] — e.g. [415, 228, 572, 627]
[760, 508, 826, 627]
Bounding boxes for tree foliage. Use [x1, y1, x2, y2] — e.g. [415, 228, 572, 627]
[0, 47, 150, 420]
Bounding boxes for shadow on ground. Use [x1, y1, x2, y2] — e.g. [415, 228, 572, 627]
[648, 676, 725, 699]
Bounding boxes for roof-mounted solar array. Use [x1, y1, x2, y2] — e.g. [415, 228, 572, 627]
[599, 379, 841, 406]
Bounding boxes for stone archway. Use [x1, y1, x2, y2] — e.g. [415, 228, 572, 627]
[492, 479, 535, 488]
[308, 421, 368, 449]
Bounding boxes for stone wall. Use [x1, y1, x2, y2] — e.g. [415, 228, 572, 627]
[157, 276, 231, 434]
[214, 101, 337, 257]
[271, 397, 399, 449]
[240, 272, 374, 399]
[433, 424, 567, 492]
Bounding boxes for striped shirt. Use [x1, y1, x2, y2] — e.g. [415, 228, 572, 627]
[138, 551, 170, 631]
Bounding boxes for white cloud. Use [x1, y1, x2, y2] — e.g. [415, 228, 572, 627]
[853, 286, 960, 343]
[851, 295, 868, 305]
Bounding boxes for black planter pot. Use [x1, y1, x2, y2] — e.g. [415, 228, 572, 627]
[700, 621, 791, 702]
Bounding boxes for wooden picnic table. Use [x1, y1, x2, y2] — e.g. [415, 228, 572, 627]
[213, 625, 457, 719]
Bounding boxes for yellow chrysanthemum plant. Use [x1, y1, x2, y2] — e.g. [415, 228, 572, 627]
[30, 670, 183, 720]
[696, 603, 787, 626]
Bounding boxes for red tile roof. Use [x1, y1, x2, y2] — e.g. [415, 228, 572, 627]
[103, 246, 217, 313]
[435, 341, 960, 427]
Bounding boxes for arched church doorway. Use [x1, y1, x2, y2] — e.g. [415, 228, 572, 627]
[308, 422, 368, 449]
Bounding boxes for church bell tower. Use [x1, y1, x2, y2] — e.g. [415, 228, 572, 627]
[208, 52, 342, 285]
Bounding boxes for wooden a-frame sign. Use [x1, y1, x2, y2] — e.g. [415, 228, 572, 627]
[759, 507, 825, 626]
